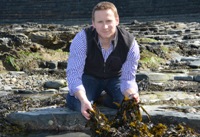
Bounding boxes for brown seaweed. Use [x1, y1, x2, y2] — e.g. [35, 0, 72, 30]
[86, 98, 199, 137]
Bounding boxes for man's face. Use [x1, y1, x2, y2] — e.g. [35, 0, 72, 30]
[92, 9, 119, 40]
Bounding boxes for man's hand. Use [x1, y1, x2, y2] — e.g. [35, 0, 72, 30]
[81, 100, 93, 120]
[124, 89, 140, 103]
[128, 92, 140, 103]
[74, 90, 93, 120]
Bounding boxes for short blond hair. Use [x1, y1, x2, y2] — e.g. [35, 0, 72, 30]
[92, 1, 119, 21]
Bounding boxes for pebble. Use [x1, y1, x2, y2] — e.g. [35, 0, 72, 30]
[184, 107, 197, 113]
[0, 71, 66, 94]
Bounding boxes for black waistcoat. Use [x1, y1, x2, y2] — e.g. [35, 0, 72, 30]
[84, 26, 134, 79]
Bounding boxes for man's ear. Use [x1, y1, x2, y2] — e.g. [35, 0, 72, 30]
[92, 21, 95, 28]
[116, 16, 119, 26]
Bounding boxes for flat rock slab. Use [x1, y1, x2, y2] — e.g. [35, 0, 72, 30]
[140, 91, 199, 102]
[46, 132, 90, 137]
[6, 105, 200, 133]
[142, 105, 200, 133]
[6, 106, 117, 131]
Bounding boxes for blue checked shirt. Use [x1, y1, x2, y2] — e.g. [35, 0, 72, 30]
[66, 28, 140, 96]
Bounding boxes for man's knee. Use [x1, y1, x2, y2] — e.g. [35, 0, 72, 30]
[66, 93, 81, 111]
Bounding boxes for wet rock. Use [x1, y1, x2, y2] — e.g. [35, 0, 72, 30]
[0, 32, 30, 48]
[41, 89, 58, 94]
[189, 60, 200, 68]
[142, 105, 200, 133]
[8, 71, 25, 75]
[59, 87, 69, 93]
[21, 132, 90, 137]
[184, 107, 197, 113]
[57, 61, 67, 70]
[14, 89, 38, 94]
[30, 42, 43, 52]
[183, 34, 200, 40]
[5, 107, 115, 131]
[136, 73, 149, 81]
[181, 57, 200, 61]
[194, 75, 200, 82]
[3, 85, 12, 91]
[44, 80, 66, 89]
[147, 72, 172, 82]
[46, 61, 58, 69]
[28, 31, 54, 42]
[174, 75, 194, 81]
[0, 91, 11, 97]
[5, 104, 200, 134]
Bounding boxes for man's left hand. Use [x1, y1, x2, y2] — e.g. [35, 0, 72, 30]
[128, 92, 140, 103]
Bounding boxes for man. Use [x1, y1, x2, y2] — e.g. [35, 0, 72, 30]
[66, 1, 140, 120]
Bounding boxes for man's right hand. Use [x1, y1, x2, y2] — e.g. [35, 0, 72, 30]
[81, 100, 93, 120]
[74, 90, 93, 120]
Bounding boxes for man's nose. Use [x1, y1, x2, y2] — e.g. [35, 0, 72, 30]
[103, 23, 108, 29]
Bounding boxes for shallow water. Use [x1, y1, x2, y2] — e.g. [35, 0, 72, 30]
[14, 131, 90, 137]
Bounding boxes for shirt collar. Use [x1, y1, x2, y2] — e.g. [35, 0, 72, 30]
[112, 28, 118, 48]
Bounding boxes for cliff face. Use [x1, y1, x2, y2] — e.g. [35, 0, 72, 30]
[1, 0, 200, 24]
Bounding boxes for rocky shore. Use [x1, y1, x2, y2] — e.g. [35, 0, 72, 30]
[0, 20, 200, 136]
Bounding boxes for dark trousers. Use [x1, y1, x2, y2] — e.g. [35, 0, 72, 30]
[66, 74, 124, 111]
